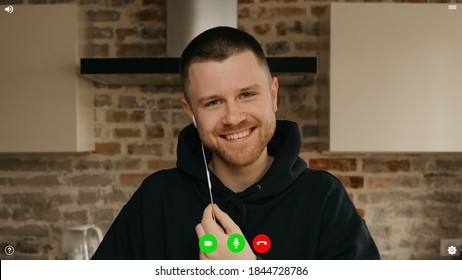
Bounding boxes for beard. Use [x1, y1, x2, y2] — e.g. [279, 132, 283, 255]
[200, 114, 276, 168]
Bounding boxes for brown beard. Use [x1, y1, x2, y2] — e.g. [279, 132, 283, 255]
[200, 115, 276, 168]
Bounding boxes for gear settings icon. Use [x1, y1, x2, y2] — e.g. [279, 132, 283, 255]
[447, 246, 457, 256]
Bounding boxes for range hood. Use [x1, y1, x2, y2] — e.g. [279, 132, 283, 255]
[80, 0, 317, 86]
[80, 57, 317, 86]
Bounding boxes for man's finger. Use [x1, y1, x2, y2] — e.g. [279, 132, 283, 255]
[195, 223, 205, 238]
[200, 204, 225, 236]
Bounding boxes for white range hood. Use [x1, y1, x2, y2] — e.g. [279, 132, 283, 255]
[167, 0, 238, 56]
[81, 0, 317, 86]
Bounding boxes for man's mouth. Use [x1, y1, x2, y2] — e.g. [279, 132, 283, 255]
[221, 128, 255, 141]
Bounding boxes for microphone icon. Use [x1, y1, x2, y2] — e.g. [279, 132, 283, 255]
[228, 234, 245, 253]
[233, 237, 240, 249]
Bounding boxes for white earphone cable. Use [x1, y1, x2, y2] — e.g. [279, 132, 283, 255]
[201, 142, 216, 221]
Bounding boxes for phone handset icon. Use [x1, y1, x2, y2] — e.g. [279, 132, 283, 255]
[252, 234, 271, 254]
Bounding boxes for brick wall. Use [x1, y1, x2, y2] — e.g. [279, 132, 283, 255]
[1, 0, 461, 260]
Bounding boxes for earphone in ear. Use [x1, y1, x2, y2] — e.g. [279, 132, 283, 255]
[192, 115, 197, 128]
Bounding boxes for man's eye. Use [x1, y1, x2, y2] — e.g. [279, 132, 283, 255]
[206, 100, 221, 106]
[241, 92, 254, 98]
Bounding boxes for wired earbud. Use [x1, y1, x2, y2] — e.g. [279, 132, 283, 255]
[192, 115, 197, 128]
[192, 114, 215, 220]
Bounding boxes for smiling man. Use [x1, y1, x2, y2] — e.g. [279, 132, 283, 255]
[182, 50, 277, 193]
[92, 27, 380, 260]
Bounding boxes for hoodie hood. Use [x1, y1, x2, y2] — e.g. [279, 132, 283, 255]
[176, 120, 307, 228]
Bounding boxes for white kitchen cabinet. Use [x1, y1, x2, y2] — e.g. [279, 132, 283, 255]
[0, 5, 93, 153]
[320, 3, 462, 152]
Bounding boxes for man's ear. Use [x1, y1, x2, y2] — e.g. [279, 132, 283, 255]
[181, 97, 194, 122]
[271, 77, 279, 113]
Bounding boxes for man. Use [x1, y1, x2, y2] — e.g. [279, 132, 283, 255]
[92, 26, 380, 260]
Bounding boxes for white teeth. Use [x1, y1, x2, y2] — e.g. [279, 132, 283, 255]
[225, 130, 250, 140]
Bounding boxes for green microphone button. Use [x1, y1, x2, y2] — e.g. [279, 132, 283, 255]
[227, 233, 246, 253]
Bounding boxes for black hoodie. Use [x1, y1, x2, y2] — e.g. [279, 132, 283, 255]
[92, 120, 380, 260]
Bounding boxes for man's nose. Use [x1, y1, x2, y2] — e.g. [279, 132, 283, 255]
[222, 103, 246, 125]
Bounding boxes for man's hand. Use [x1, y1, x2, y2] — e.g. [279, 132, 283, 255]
[195, 204, 256, 260]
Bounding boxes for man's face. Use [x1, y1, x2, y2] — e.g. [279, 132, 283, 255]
[182, 50, 279, 168]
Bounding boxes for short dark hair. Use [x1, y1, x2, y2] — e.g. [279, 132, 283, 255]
[180, 26, 270, 103]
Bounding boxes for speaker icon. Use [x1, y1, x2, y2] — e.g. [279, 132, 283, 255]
[5, 5, 14, 14]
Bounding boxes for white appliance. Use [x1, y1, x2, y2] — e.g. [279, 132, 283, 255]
[60, 224, 103, 260]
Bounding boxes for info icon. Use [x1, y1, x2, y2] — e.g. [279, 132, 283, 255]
[252, 234, 271, 254]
